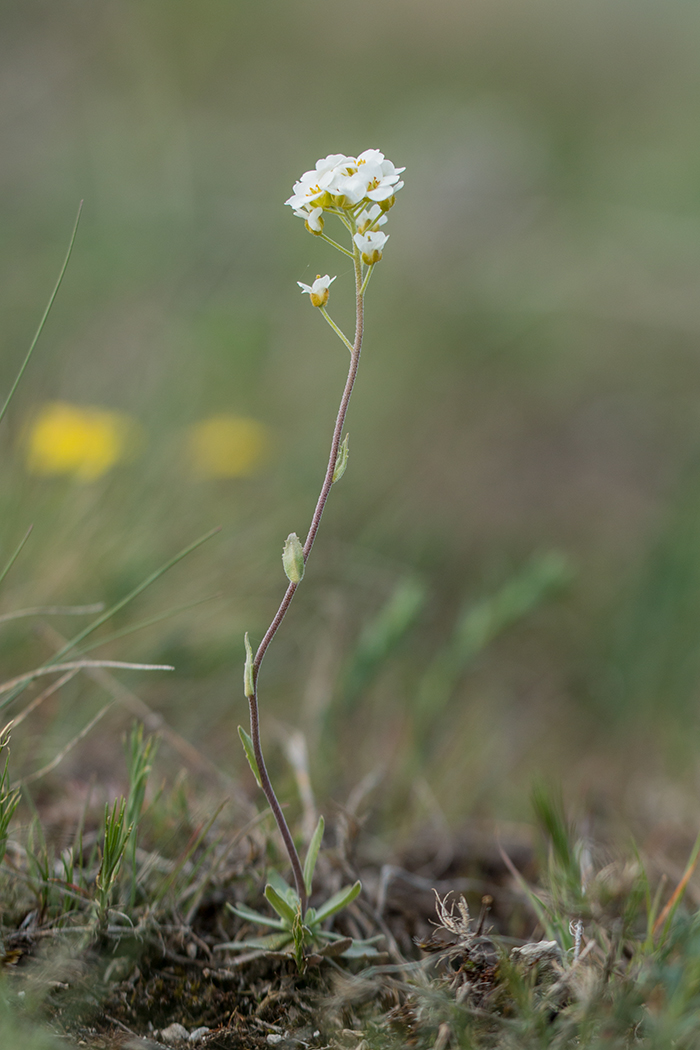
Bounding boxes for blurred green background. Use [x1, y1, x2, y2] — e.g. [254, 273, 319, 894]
[3, 0, 700, 834]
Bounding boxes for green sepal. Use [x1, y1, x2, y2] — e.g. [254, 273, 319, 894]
[313, 880, 362, 923]
[237, 726, 261, 788]
[303, 815, 324, 896]
[265, 882, 298, 926]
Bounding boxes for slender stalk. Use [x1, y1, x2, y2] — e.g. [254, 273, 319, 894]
[319, 233, 355, 258]
[247, 246, 365, 913]
[319, 307, 354, 353]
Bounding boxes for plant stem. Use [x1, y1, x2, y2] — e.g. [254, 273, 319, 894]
[247, 248, 365, 913]
[319, 307, 354, 353]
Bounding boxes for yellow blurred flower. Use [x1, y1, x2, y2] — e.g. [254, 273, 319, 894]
[23, 402, 141, 481]
[187, 414, 272, 479]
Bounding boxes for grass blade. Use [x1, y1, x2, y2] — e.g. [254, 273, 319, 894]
[0, 526, 33, 592]
[0, 202, 83, 426]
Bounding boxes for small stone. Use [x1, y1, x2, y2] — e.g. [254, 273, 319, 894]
[189, 1029, 210, 1044]
[266, 1037, 284, 1046]
[160, 1023, 190, 1044]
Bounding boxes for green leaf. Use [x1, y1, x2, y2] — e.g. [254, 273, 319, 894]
[303, 815, 324, 896]
[265, 882, 298, 927]
[338, 940, 387, 960]
[243, 632, 255, 698]
[221, 931, 293, 951]
[318, 937, 353, 958]
[226, 902, 285, 930]
[313, 880, 362, 923]
[267, 868, 298, 905]
[332, 433, 349, 483]
[237, 726, 262, 788]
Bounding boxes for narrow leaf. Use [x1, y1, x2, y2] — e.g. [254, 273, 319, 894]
[318, 937, 353, 958]
[313, 880, 362, 923]
[226, 902, 285, 930]
[221, 931, 293, 951]
[243, 633, 255, 698]
[237, 726, 261, 788]
[332, 434, 349, 483]
[303, 815, 324, 896]
[265, 882, 297, 926]
[267, 868, 298, 904]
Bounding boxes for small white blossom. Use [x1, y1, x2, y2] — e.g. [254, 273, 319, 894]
[356, 150, 405, 202]
[285, 156, 349, 210]
[297, 274, 336, 308]
[293, 205, 324, 234]
[353, 230, 389, 265]
[356, 204, 387, 234]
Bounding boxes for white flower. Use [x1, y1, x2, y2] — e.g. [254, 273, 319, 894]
[357, 150, 405, 202]
[293, 205, 324, 234]
[297, 274, 336, 308]
[285, 150, 405, 212]
[353, 230, 389, 264]
[356, 204, 387, 234]
[315, 153, 352, 175]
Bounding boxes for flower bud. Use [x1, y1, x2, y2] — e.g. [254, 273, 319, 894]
[283, 532, 305, 583]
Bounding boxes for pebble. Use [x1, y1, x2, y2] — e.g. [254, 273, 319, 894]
[160, 1023, 190, 1044]
[189, 1028, 210, 1044]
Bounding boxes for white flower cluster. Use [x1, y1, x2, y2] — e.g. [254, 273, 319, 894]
[286, 150, 404, 265]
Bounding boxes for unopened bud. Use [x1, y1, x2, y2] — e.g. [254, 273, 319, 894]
[332, 434, 349, 483]
[243, 632, 255, 698]
[283, 532, 305, 583]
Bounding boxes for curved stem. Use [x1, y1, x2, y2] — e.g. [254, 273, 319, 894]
[246, 247, 365, 912]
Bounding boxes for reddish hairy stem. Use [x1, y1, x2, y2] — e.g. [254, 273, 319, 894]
[247, 253, 365, 912]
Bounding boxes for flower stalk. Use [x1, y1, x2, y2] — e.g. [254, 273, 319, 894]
[242, 151, 403, 915]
